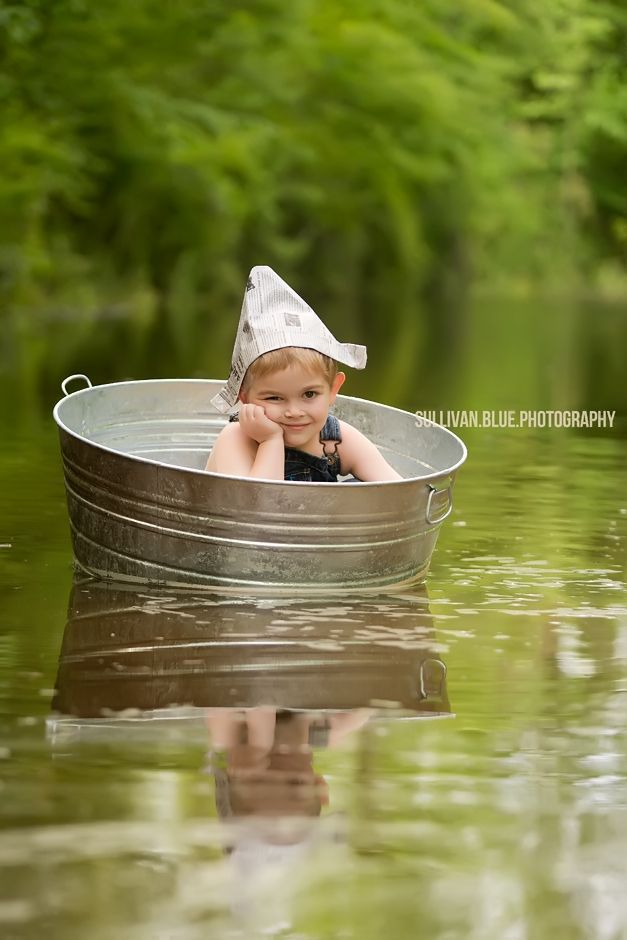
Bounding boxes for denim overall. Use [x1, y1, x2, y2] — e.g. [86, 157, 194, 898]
[229, 413, 342, 482]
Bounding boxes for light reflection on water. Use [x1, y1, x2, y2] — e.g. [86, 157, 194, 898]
[0, 419, 626, 938]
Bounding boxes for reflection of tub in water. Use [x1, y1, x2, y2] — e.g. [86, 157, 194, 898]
[49, 578, 450, 726]
[53, 377, 466, 590]
[46, 578, 452, 930]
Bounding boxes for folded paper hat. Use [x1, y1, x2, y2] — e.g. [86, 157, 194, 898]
[211, 266, 367, 413]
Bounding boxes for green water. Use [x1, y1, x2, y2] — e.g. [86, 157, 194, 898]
[0, 299, 626, 938]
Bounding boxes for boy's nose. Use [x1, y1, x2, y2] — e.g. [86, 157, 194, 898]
[284, 402, 305, 417]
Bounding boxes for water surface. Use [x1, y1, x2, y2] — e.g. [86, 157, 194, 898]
[0, 299, 625, 938]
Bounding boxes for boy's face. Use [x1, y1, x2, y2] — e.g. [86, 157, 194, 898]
[240, 364, 345, 452]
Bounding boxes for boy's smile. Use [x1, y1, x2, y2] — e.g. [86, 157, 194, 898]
[240, 364, 345, 454]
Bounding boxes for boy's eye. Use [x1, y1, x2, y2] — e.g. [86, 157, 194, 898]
[303, 390, 318, 399]
[264, 395, 282, 401]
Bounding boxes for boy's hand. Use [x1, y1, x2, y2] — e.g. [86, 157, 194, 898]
[238, 404, 284, 444]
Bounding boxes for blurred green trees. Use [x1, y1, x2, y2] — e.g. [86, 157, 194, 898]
[0, 0, 625, 366]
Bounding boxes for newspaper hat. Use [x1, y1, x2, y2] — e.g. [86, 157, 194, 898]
[211, 266, 367, 413]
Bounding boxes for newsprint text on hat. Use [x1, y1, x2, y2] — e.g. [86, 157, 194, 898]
[210, 266, 367, 413]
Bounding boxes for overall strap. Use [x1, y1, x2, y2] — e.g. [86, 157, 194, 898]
[319, 414, 341, 442]
[319, 413, 341, 459]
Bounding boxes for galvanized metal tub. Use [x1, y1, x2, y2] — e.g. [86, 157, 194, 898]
[53, 375, 467, 590]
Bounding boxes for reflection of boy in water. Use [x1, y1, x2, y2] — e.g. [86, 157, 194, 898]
[207, 707, 371, 823]
[206, 707, 371, 929]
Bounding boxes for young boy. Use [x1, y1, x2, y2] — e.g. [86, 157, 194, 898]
[206, 266, 402, 483]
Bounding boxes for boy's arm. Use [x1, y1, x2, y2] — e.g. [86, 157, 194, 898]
[338, 421, 403, 482]
[205, 410, 285, 480]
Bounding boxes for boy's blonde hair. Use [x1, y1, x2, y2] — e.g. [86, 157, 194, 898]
[240, 347, 338, 394]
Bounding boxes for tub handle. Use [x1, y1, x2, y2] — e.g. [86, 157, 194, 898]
[419, 658, 447, 700]
[61, 374, 93, 397]
[426, 483, 452, 525]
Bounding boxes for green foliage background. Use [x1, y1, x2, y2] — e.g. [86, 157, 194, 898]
[1, 0, 625, 384]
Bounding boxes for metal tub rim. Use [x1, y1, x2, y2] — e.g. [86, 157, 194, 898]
[53, 376, 468, 484]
